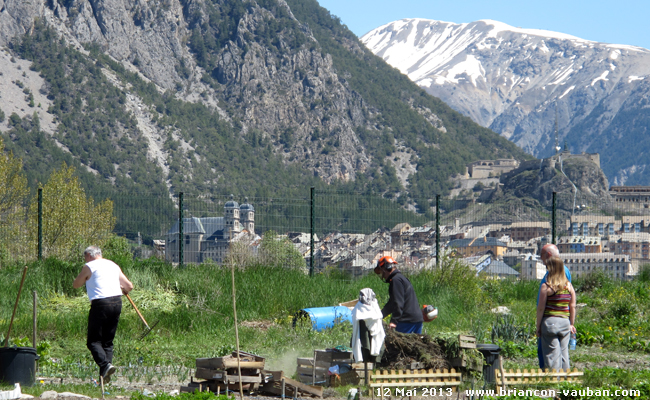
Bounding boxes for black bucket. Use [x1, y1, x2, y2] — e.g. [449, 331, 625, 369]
[476, 344, 501, 385]
[0, 347, 39, 386]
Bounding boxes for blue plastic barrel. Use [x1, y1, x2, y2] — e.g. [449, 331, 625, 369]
[294, 306, 352, 331]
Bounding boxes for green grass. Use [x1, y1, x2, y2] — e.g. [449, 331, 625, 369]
[1, 255, 649, 392]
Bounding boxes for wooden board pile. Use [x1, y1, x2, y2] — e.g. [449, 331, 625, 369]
[181, 351, 323, 398]
[297, 349, 372, 387]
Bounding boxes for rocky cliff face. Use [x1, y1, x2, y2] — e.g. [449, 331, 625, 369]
[362, 19, 650, 186]
[0, 0, 374, 182]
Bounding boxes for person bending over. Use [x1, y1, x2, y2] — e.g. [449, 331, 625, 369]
[374, 256, 424, 334]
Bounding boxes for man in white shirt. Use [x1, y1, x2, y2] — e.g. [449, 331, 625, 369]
[73, 246, 133, 384]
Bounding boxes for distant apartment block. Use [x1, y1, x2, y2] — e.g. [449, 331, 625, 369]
[610, 186, 650, 209]
[557, 236, 602, 254]
[506, 222, 551, 242]
[566, 215, 619, 237]
[522, 253, 635, 280]
[563, 253, 634, 280]
[621, 216, 649, 234]
[610, 232, 650, 259]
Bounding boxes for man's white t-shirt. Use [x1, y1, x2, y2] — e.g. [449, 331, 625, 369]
[85, 258, 123, 301]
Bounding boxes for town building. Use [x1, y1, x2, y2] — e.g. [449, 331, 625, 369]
[521, 256, 546, 280]
[557, 236, 602, 254]
[610, 232, 650, 259]
[467, 159, 519, 179]
[610, 186, 650, 209]
[165, 197, 258, 264]
[521, 252, 635, 280]
[506, 222, 551, 242]
[448, 236, 507, 258]
[390, 223, 411, 246]
[565, 215, 619, 237]
[563, 252, 635, 280]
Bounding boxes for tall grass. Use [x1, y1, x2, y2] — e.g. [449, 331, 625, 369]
[2, 255, 649, 372]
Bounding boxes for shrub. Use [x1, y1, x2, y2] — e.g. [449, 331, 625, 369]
[575, 270, 611, 292]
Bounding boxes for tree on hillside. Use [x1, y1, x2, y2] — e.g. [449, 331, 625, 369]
[0, 138, 29, 264]
[28, 163, 116, 260]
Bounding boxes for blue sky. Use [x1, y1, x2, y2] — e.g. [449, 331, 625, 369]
[316, 0, 650, 50]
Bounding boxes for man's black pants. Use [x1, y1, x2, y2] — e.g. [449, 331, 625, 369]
[87, 295, 122, 372]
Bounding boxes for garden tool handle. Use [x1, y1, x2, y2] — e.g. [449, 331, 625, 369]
[5, 265, 28, 347]
[125, 293, 150, 329]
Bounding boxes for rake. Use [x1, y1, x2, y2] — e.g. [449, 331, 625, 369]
[125, 293, 160, 340]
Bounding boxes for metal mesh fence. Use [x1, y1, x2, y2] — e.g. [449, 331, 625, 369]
[1, 187, 649, 279]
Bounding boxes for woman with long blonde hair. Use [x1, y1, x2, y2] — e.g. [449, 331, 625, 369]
[536, 256, 576, 371]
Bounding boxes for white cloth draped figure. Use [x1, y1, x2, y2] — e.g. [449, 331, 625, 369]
[351, 288, 386, 362]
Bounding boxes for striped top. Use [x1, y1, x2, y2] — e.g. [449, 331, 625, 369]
[543, 285, 571, 318]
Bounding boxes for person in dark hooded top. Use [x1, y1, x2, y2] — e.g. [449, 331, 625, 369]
[374, 256, 424, 334]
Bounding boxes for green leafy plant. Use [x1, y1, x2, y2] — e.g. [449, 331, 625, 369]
[491, 314, 530, 343]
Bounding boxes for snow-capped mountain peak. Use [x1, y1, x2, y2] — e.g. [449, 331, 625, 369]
[362, 18, 650, 186]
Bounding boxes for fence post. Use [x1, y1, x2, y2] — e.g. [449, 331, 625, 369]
[179, 192, 184, 268]
[38, 188, 42, 260]
[33, 291, 37, 350]
[436, 194, 440, 269]
[310, 186, 314, 277]
[552, 192, 557, 245]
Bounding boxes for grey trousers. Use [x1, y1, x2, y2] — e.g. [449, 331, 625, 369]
[541, 317, 570, 372]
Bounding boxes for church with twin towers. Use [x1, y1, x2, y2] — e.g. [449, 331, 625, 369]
[165, 196, 257, 264]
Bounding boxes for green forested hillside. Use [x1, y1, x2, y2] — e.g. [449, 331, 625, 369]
[1, 0, 531, 238]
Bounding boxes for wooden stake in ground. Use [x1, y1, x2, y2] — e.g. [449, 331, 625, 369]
[100, 376, 105, 400]
[498, 355, 506, 393]
[230, 231, 244, 400]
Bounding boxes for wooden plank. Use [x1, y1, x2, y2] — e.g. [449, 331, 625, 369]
[263, 375, 323, 398]
[298, 366, 328, 374]
[298, 374, 327, 383]
[224, 375, 263, 384]
[314, 350, 353, 362]
[196, 351, 265, 370]
[196, 358, 265, 370]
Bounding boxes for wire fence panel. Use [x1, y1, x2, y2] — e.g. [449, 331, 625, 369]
[1, 187, 649, 280]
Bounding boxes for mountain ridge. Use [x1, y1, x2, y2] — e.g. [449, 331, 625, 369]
[362, 18, 650, 186]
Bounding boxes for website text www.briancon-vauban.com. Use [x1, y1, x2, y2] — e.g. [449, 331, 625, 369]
[465, 387, 642, 398]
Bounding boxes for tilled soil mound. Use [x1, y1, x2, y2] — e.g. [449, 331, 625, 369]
[379, 329, 450, 370]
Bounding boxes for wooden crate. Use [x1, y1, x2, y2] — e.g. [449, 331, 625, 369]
[458, 335, 477, 349]
[296, 349, 355, 385]
[496, 368, 584, 387]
